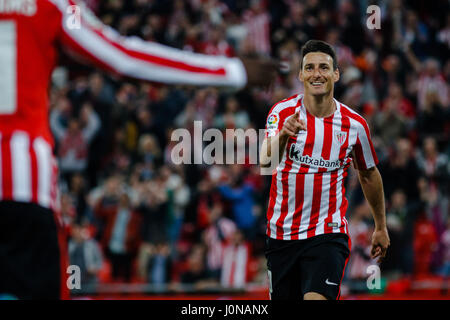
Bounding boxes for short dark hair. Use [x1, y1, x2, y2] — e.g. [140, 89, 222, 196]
[300, 40, 338, 70]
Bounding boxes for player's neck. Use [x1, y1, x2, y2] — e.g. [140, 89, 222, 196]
[303, 94, 336, 118]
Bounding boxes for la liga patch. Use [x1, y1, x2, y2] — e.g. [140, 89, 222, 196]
[267, 113, 279, 128]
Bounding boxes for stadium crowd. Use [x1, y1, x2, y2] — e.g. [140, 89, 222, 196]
[49, 0, 449, 294]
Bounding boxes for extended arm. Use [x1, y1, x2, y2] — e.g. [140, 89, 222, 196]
[357, 166, 390, 263]
[51, 0, 281, 88]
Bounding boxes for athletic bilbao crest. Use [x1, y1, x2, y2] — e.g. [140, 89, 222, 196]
[335, 131, 347, 145]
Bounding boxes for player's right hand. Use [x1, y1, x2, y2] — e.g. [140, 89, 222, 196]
[280, 111, 306, 137]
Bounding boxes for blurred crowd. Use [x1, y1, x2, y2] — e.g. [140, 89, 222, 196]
[50, 0, 450, 292]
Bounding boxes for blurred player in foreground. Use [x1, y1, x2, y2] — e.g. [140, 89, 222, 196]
[260, 40, 390, 300]
[0, 0, 276, 299]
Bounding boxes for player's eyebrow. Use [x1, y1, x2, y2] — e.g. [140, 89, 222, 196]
[304, 62, 331, 68]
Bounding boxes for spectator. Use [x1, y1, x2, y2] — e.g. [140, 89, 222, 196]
[383, 189, 417, 275]
[373, 94, 409, 148]
[417, 177, 446, 273]
[340, 66, 363, 109]
[138, 170, 170, 246]
[67, 173, 92, 224]
[68, 224, 103, 286]
[416, 90, 449, 144]
[380, 82, 416, 121]
[217, 165, 256, 240]
[220, 229, 250, 289]
[379, 137, 421, 201]
[179, 244, 218, 290]
[202, 201, 237, 280]
[60, 193, 77, 235]
[416, 136, 450, 194]
[325, 29, 355, 70]
[200, 25, 235, 57]
[413, 211, 438, 277]
[102, 127, 134, 175]
[137, 242, 172, 285]
[401, 10, 430, 60]
[51, 102, 101, 182]
[165, 167, 191, 245]
[346, 202, 376, 281]
[94, 191, 142, 282]
[242, 0, 271, 56]
[414, 58, 449, 111]
[213, 96, 250, 130]
[135, 133, 162, 180]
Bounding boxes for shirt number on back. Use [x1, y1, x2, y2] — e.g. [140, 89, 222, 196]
[0, 21, 17, 115]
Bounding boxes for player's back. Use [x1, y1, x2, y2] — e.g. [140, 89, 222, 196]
[0, 0, 61, 142]
[0, 0, 63, 209]
[0, 0, 248, 210]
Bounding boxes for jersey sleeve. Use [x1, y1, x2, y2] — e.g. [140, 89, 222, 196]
[352, 118, 379, 170]
[51, 0, 247, 88]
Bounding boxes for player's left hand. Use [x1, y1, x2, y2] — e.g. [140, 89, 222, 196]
[370, 228, 390, 263]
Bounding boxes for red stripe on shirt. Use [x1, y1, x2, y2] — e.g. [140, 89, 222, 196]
[353, 136, 366, 169]
[318, 115, 334, 173]
[29, 141, 38, 203]
[299, 110, 316, 173]
[339, 169, 349, 234]
[290, 172, 305, 239]
[307, 172, 323, 238]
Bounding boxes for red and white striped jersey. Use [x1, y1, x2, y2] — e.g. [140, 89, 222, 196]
[0, 0, 247, 211]
[264, 94, 379, 240]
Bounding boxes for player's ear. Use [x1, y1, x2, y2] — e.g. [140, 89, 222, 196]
[333, 67, 340, 83]
[298, 68, 304, 82]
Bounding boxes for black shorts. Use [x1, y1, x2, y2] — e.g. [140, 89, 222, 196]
[265, 233, 350, 300]
[0, 201, 68, 299]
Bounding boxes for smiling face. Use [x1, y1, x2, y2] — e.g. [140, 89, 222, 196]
[299, 52, 339, 97]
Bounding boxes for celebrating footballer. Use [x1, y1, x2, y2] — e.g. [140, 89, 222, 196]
[260, 40, 390, 300]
